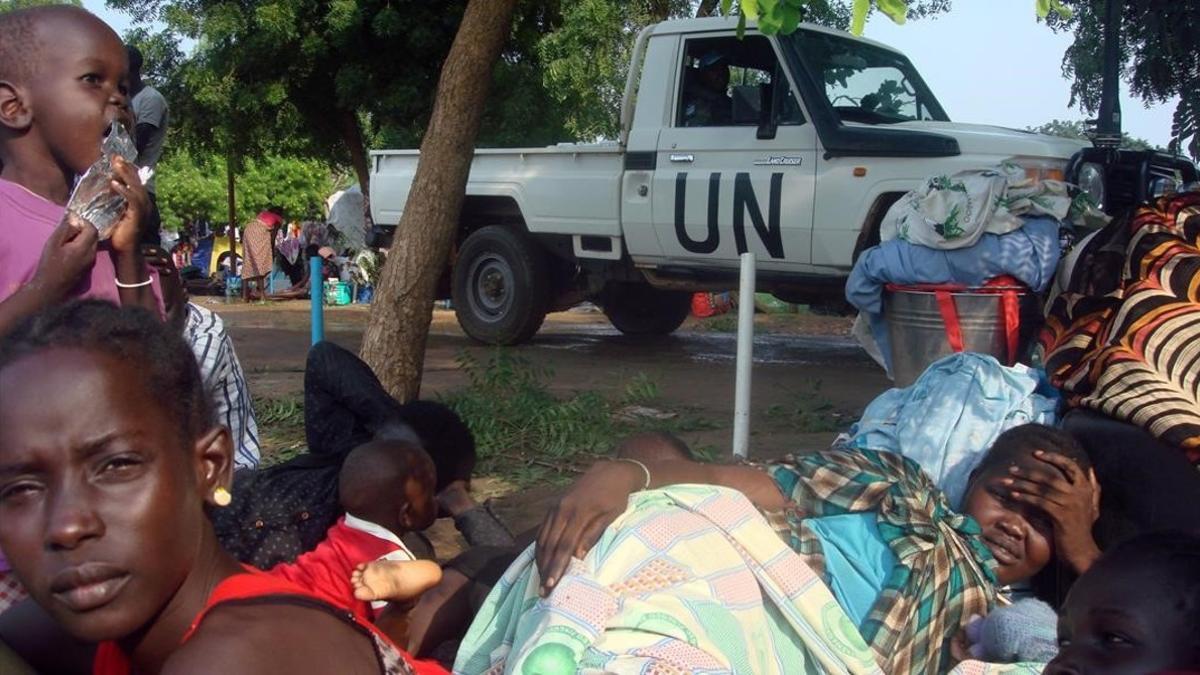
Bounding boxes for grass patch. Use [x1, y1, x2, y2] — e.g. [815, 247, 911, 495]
[699, 314, 738, 332]
[763, 380, 848, 434]
[248, 353, 723, 486]
[440, 350, 710, 486]
[252, 394, 307, 465]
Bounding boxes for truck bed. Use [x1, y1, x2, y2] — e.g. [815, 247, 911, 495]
[370, 143, 625, 237]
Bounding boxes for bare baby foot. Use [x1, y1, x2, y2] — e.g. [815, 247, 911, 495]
[352, 559, 443, 602]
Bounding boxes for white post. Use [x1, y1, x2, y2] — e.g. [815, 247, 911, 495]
[733, 252, 756, 459]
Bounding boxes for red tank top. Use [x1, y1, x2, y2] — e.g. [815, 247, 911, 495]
[92, 568, 445, 675]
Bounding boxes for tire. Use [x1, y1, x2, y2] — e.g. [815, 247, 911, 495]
[452, 226, 549, 345]
[600, 283, 691, 336]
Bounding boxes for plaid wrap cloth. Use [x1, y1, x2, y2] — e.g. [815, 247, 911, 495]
[1039, 191, 1200, 462]
[766, 448, 999, 674]
[0, 571, 26, 616]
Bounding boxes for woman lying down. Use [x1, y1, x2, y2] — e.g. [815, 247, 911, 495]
[455, 427, 1101, 674]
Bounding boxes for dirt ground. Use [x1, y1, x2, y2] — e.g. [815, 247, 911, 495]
[209, 298, 892, 557]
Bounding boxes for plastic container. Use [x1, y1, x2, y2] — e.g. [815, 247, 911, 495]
[324, 280, 353, 306]
[884, 282, 1043, 388]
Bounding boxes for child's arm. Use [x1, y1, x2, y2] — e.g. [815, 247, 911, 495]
[107, 157, 157, 314]
[0, 218, 97, 337]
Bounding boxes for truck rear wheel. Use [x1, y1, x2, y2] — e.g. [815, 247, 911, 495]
[600, 283, 691, 336]
[452, 226, 549, 345]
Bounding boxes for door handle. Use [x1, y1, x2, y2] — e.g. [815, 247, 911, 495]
[669, 153, 694, 163]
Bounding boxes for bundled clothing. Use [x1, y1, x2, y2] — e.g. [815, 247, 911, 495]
[1039, 191, 1200, 461]
[848, 353, 1059, 507]
[963, 599, 1059, 664]
[879, 163, 1075, 250]
[456, 449, 1002, 675]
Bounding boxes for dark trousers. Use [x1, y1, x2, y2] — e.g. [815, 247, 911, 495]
[304, 340, 476, 492]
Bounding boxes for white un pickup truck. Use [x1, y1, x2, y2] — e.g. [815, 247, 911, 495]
[370, 16, 1100, 345]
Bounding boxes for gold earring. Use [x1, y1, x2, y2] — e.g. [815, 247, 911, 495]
[212, 487, 232, 507]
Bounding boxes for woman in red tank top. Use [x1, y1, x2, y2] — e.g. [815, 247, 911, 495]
[0, 301, 445, 675]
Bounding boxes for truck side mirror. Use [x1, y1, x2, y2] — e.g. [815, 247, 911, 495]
[757, 81, 777, 140]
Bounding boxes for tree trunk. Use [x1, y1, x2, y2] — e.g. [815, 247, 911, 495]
[696, 0, 720, 18]
[648, 0, 671, 21]
[360, 0, 518, 401]
[225, 152, 237, 260]
[340, 109, 375, 228]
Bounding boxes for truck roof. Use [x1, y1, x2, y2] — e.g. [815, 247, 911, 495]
[649, 15, 903, 55]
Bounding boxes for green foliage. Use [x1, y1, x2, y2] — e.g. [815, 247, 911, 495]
[252, 394, 307, 465]
[440, 350, 615, 483]
[156, 150, 336, 229]
[1043, 0, 1200, 159]
[763, 380, 846, 433]
[621, 372, 661, 405]
[535, 0, 691, 141]
[1026, 119, 1158, 151]
[441, 350, 706, 484]
[717, 0, 955, 36]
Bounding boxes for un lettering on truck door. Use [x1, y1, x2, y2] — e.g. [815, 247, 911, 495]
[651, 32, 817, 267]
[673, 172, 785, 259]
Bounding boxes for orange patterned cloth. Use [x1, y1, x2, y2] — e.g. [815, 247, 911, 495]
[1038, 190, 1200, 461]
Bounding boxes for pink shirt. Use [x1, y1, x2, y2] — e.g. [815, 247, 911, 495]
[0, 178, 162, 306]
[0, 178, 123, 303]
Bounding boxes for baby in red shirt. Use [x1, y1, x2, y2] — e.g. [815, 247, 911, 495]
[269, 439, 444, 622]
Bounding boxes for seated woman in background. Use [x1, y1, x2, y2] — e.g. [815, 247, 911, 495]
[0, 301, 444, 675]
[456, 426, 1100, 674]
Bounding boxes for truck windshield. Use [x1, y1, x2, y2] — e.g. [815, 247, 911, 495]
[784, 29, 948, 125]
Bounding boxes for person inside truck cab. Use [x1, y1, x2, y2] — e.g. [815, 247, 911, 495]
[682, 51, 732, 127]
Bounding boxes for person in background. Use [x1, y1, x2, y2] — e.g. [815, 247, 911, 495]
[240, 208, 281, 302]
[125, 45, 168, 247]
[682, 51, 732, 127]
[144, 245, 261, 469]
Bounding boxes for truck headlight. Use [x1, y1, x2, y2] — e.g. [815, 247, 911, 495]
[1077, 162, 1106, 211]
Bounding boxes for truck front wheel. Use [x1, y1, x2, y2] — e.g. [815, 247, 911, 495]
[452, 226, 549, 345]
[600, 283, 691, 336]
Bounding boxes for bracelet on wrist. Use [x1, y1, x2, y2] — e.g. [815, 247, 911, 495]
[615, 457, 652, 491]
[115, 278, 154, 289]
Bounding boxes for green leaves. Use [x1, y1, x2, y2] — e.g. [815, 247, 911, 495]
[718, 0, 910, 36]
[1170, 87, 1199, 160]
[155, 150, 336, 230]
[1035, 0, 1072, 20]
[850, 0, 869, 35]
[876, 0, 907, 24]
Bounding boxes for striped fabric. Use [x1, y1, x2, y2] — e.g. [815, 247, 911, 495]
[766, 449, 999, 675]
[185, 303, 261, 469]
[1039, 191, 1200, 462]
